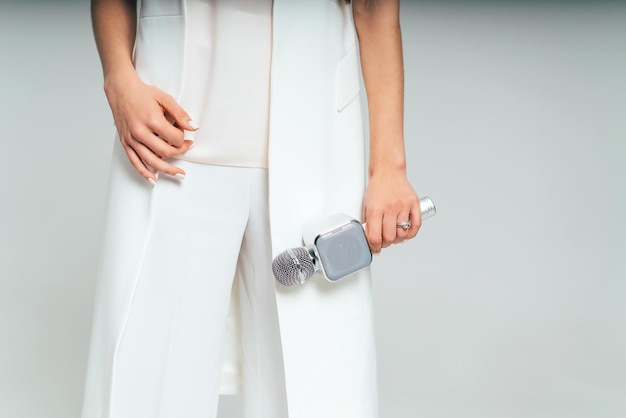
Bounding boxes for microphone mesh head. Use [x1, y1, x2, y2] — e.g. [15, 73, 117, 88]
[272, 247, 315, 287]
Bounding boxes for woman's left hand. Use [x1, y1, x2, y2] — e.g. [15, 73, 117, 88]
[362, 170, 422, 254]
[354, 0, 419, 254]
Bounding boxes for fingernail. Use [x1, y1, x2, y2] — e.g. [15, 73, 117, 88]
[174, 172, 185, 180]
[184, 130, 195, 141]
[188, 119, 199, 130]
[188, 141, 196, 149]
[148, 177, 156, 186]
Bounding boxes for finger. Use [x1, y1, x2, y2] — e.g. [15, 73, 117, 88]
[394, 208, 411, 244]
[121, 140, 157, 184]
[148, 116, 186, 148]
[364, 208, 383, 254]
[381, 212, 398, 249]
[131, 138, 187, 178]
[133, 125, 192, 161]
[407, 199, 423, 240]
[156, 89, 198, 131]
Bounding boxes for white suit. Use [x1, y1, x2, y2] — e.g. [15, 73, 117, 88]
[81, 0, 378, 417]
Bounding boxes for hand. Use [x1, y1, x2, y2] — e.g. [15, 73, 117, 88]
[362, 169, 422, 254]
[104, 69, 197, 183]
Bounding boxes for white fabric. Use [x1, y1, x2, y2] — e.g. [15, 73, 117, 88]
[176, 0, 273, 168]
[88, 158, 288, 418]
[85, 1, 379, 417]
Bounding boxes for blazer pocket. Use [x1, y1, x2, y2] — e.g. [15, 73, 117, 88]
[335, 45, 361, 112]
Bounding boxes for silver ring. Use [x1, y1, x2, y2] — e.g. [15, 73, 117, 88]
[396, 221, 411, 230]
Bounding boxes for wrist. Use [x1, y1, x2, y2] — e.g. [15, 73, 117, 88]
[368, 160, 407, 179]
[368, 142, 407, 178]
[103, 64, 139, 96]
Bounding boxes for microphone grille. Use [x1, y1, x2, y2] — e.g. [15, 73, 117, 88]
[272, 247, 316, 287]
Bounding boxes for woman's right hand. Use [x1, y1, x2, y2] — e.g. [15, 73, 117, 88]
[104, 69, 197, 184]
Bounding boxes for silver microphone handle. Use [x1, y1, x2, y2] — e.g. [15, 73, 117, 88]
[419, 196, 437, 220]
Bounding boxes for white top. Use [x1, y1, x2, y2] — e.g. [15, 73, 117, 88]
[176, 0, 273, 168]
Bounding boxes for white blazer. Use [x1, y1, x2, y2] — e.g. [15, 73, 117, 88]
[83, 1, 378, 417]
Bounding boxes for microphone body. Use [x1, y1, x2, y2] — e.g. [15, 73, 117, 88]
[272, 197, 436, 287]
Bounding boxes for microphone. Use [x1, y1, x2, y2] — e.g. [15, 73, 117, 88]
[272, 197, 436, 287]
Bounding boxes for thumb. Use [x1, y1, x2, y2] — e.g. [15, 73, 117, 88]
[156, 90, 199, 131]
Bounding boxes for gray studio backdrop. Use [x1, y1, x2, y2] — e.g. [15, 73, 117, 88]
[1, 1, 624, 417]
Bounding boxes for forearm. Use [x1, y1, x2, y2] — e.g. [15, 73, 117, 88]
[353, 0, 406, 178]
[91, 0, 137, 89]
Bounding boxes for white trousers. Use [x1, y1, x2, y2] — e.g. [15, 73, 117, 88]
[97, 158, 288, 418]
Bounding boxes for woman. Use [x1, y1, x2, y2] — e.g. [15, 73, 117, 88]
[81, 0, 422, 417]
